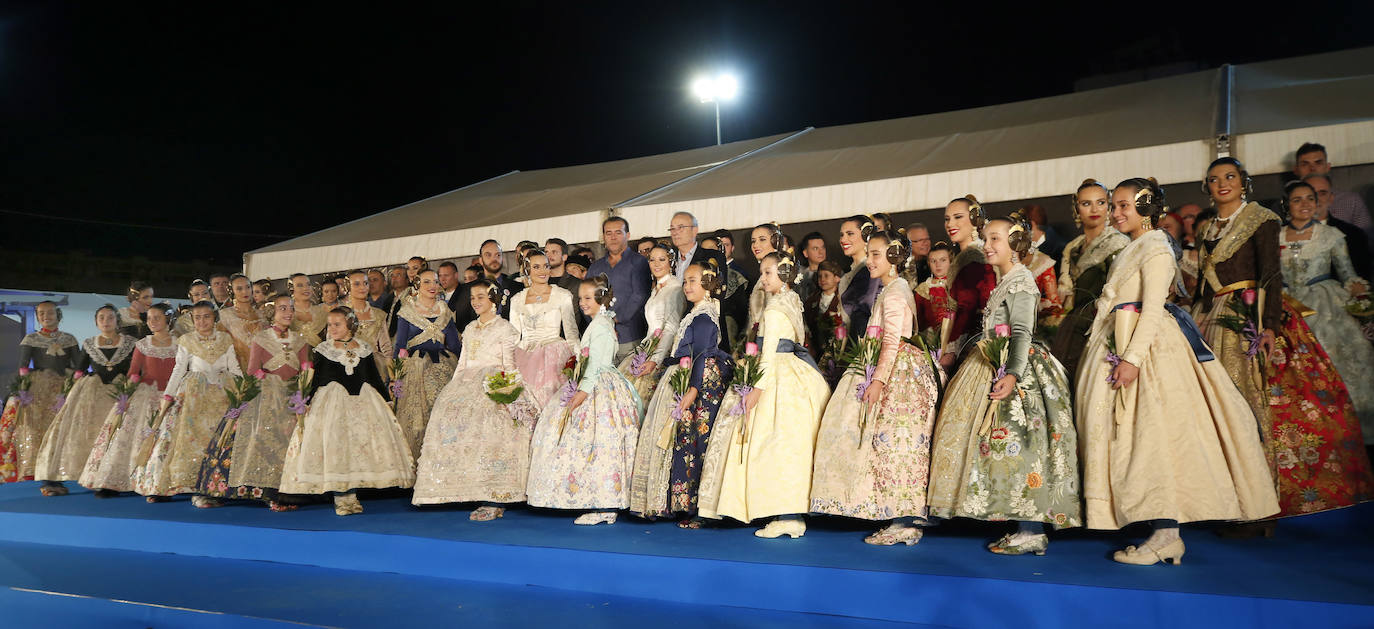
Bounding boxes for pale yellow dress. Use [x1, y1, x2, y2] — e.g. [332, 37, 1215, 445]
[697, 291, 829, 522]
[1075, 230, 1280, 529]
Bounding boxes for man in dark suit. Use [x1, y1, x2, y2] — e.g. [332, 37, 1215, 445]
[453, 239, 523, 333]
[1308, 174, 1374, 279]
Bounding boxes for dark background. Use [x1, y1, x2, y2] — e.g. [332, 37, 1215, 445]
[3, 1, 1372, 294]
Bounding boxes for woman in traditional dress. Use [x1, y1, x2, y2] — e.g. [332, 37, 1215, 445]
[35, 304, 136, 496]
[927, 213, 1081, 555]
[630, 260, 733, 524]
[913, 242, 955, 340]
[280, 307, 415, 516]
[288, 273, 323, 347]
[940, 196, 999, 369]
[80, 302, 178, 496]
[218, 274, 265, 371]
[343, 270, 395, 375]
[1279, 180, 1374, 439]
[698, 249, 829, 539]
[319, 279, 342, 311]
[2, 301, 80, 483]
[195, 295, 311, 510]
[118, 280, 154, 338]
[509, 250, 579, 410]
[175, 280, 212, 337]
[412, 280, 539, 520]
[837, 216, 877, 338]
[617, 241, 684, 402]
[392, 268, 461, 457]
[1024, 243, 1063, 329]
[811, 231, 942, 545]
[1050, 179, 1131, 380]
[1191, 158, 1281, 469]
[1262, 180, 1374, 515]
[526, 275, 644, 525]
[745, 223, 782, 336]
[133, 301, 240, 504]
[1076, 178, 1279, 565]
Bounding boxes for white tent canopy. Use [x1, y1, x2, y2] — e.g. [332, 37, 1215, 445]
[245, 132, 800, 278]
[246, 47, 1374, 278]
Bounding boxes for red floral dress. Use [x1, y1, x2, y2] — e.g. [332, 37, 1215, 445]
[1266, 297, 1374, 516]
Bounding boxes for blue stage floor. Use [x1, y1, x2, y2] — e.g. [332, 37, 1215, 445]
[0, 481, 1370, 628]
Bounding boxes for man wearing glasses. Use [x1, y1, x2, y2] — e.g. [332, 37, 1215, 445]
[904, 222, 933, 284]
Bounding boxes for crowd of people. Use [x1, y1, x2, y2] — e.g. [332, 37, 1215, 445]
[4, 142, 1373, 567]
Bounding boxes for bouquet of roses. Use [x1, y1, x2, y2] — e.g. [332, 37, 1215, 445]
[217, 373, 262, 449]
[669, 356, 693, 419]
[728, 342, 766, 461]
[284, 361, 315, 425]
[387, 349, 409, 400]
[1214, 288, 1263, 359]
[1346, 292, 1374, 329]
[628, 328, 664, 377]
[106, 373, 142, 433]
[484, 370, 526, 425]
[556, 347, 590, 440]
[7, 367, 33, 409]
[53, 371, 78, 412]
[979, 324, 1012, 385]
[838, 326, 883, 447]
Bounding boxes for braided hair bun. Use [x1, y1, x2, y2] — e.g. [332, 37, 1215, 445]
[582, 273, 615, 307]
[949, 194, 987, 230]
[1115, 177, 1168, 220]
[691, 258, 724, 297]
[869, 229, 911, 273]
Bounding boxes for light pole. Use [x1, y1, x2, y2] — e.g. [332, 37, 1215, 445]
[692, 73, 739, 145]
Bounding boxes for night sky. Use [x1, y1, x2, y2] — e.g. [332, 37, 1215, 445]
[4, 1, 1372, 270]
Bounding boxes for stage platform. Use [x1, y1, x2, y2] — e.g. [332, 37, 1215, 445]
[0, 481, 1370, 628]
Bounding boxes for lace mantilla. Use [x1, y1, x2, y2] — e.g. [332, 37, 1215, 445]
[21, 332, 79, 357]
[178, 330, 234, 364]
[671, 298, 721, 352]
[315, 339, 374, 375]
[83, 335, 137, 368]
[253, 328, 308, 372]
[135, 336, 178, 360]
[764, 289, 808, 341]
[982, 264, 1037, 334]
[1198, 201, 1280, 293]
[398, 299, 454, 349]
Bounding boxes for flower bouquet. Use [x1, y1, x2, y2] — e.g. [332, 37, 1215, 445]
[483, 370, 528, 426]
[838, 325, 883, 448]
[628, 328, 664, 376]
[107, 373, 142, 433]
[668, 356, 693, 419]
[387, 349, 409, 401]
[285, 361, 315, 427]
[556, 347, 589, 440]
[974, 323, 1013, 436]
[53, 371, 78, 412]
[1214, 288, 1263, 360]
[7, 367, 33, 409]
[729, 342, 765, 461]
[217, 373, 262, 450]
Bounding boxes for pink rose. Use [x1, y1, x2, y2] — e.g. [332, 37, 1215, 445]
[865, 325, 883, 338]
[653, 328, 663, 338]
[397, 349, 409, 359]
[301, 362, 313, 371]
[1241, 289, 1257, 306]
[128, 373, 141, 384]
[994, 324, 1011, 337]
[835, 326, 848, 340]
[745, 342, 759, 356]
[679, 356, 691, 369]
[73, 371, 85, 380]
[17, 367, 29, 377]
[1120, 304, 1140, 313]
[253, 369, 267, 379]
[580, 347, 590, 358]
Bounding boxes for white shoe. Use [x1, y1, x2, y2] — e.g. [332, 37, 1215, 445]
[755, 518, 806, 539]
[573, 511, 618, 526]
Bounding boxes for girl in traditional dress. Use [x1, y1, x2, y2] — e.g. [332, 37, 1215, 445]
[412, 281, 539, 520]
[698, 249, 830, 539]
[1262, 180, 1374, 515]
[1050, 179, 1131, 380]
[218, 274, 265, 371]
[280, 307, 415, 516]
[837, 216, 877, 337]
[617, 242, 684, 402]
[35, 304, 136, 496]
[526, 275, 644, 525]
[941, 196, 998, 370]
[133, 301, 240, 504]
[343, 270, 395, 376]
[630, 260, 733, 525]
[1191, 158, 1281, 469]
[195, 295, 311, 510]
[2, 301, 79, 483]
[927, 213, 1081, 555]
[914, 243, 955, 343]
[118, 280, 154, 338]
[811, 231, 942, 545]
[1076, 178, 1279, 565]
[80, 302, 178, 496]
[288, 273, 322, 347]
[392, 269, 461, 458]
[175, 280, 212, 337]
[510, 250, 579, 411]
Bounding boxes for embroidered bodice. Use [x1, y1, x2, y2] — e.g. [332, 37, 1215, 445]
[641, 275, 684, 363]
[164, 330, 243, 395]
[458, 316, 519, 372]
[18, 331, 80, 372]
[80, 335, 137, 384]
[1280, 223, 1368, 292]
[511, 285, 579, 349]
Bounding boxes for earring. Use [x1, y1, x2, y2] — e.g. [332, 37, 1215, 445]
[1141, 216, 1153, 231]
[1073, 211, 1082, 229]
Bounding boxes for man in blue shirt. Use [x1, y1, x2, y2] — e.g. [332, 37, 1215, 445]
[587, 216, 651, 363]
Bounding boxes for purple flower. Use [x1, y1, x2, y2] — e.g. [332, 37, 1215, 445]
[115, 393, 131, 415]
[286, 391, 310, 415]
[1104, 351, 1122, 383]
[729, 384, 753, 416]
[629, 351, 648, 374]
[558, 380, 577, 407]
[389, 380, 404, 399]
[671, 393, 684, 420]
[854, 364, 876, 402]
[1242, 320, 1262, 359]
[224, 403, 247, 420]
[16, 391, 33, 407]
[51, 394, 66, 411]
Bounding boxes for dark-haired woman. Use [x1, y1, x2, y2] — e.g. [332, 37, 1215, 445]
[133, 302, 241, 503]
[413, 281, 539, 520]
[1051, 180, 1131, 380]
[2, 301, 80, 483]
[698, 252, 829, 538]
[617, 242, 683, 402]
[928, 215, 1080, 556]
[1076, 179, 1277, 565]
[836, 216, 876, 339]
[175, 280, 212, 337]
[1262, 180, 1374, 515]
[344, 271, 395, 377]
[280, 307, 415, 516]
[526, 276, 644, 525]
[510, 251, 579, 412]
[941, 196, 998, 368]
[35, 305, 137, 496]
[392, 269, 461, 458]
[1191, 158, 1282, 472]
[218, 274, 265, 372]
[81, 302, 178, 495]
[745, 224, 782, 337]
[630, 261, 733, 523]
[811, 231, 942, 545]
[119, 281, 154, 338]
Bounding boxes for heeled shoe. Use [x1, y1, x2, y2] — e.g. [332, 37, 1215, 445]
[755, 518, 806, 539]
[573, 511, 617, 526]
[191, 495, 223, 509]
[470, 506, 505, 522]
[333, 493, 363, 516]
[864, 524, 923, 546]
[1113, 538, 1185, 566]
[988, 533, 1049, 556]
[39, 483, 68, 497]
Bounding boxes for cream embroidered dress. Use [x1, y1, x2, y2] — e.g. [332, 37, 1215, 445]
[1076, 230, 1279, 528]
[413, 315, 539, 505]
[526, 310, 644, 510]
[133, 331, 241, 496]
[811, 277, 941, 520]
[279, 340, 416, 494]
[35, 335, 137, 482]
[510, 286, 580, 410]
[617, 274, 683, 402]
[79, 336, 177, 492]
[218, 305, 264, 371]
[698, 291, 830, 522]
